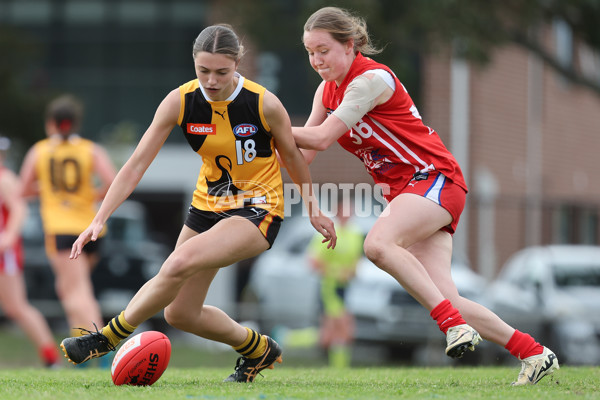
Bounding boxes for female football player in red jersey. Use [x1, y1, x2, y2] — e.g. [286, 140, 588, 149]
[0, 137, 60, 367]
[60, 24, 336, 383]
[291, 6, 558, 385]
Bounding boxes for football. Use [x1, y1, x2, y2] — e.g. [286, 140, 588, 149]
[111, 330, 171, 386]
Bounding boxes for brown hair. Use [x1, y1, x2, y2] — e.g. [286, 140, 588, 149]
[45, 94, 83, 135]
[192, 24, 245, 62]
[303, 7, 381, 55]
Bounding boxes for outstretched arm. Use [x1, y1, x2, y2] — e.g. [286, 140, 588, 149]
[292, 74, 393, 152]
[264, 90, 337, 249]
[291, 81, 348, 152]
[71, 88, 181, 258]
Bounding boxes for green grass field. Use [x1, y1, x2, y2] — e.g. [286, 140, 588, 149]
[0, 366, 599, 400]
[1, 325, 599, 399]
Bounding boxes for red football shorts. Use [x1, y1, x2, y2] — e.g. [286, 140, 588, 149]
[384, 172, 466, 234]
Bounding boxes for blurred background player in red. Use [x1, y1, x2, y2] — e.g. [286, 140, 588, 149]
[19, 95, 116, 352]
[0, 136, 60, 367]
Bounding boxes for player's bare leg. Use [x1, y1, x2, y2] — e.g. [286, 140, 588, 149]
[162, 219, 282, 382]
[409, 231, 514, 345]
[0, 272, 59, 366]
[50, 250, 103, 334]
[364, 194, 481, 358]
[61, 217, 282, 373]
[410, 229, 558, 384]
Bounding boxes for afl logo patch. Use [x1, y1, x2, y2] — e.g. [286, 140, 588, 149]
[233, 123, 257, 137]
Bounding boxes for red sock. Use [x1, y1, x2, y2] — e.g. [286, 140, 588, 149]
[40, 344, 59, 366]
[430, 299, 466, 334]
[504, 330, 544, 360]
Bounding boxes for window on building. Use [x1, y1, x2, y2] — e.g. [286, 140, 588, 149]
[116, 1, 159, 24]
[554, 18, 573, 69]
[64, 1, 106, 24]
[579, 208, 599, 244]
[6, 0, 51, 24]
[578, 43, 600, 85]
[553, 204, 599, 244]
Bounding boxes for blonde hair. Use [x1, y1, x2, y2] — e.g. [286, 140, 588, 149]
[192, 24, 245, 62]
[303, 7, 381, 55]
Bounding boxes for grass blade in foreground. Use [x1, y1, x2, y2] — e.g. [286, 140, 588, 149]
[0, 366, 598, 400]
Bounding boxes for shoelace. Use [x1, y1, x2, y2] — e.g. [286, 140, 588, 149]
[233, 356, 246, 371]
[74, 322, 116, 352]
[231, 356, 265, 381]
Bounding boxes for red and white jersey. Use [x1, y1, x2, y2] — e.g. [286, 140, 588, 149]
[322, 53, 467, 195]
[0, 168, 23, 275]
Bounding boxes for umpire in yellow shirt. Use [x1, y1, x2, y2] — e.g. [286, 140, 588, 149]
[308, 200, 364, 368]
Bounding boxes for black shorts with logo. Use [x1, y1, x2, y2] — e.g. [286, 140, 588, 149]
[184, 206, 283, 248]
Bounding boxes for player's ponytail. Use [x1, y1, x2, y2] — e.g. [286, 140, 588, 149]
[46, 95, 83, 136]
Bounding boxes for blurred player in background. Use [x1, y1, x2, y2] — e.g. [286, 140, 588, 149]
[0, 136, 60, 367]
[292, 6, 559, 385]
[307, 198, 363, 368]
[19, 95, 116, 345]
[59, 24, 336, 383]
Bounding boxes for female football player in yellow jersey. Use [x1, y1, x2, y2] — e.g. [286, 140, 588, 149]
[60, 24, 336, 383]
[0, 137, 60, 367]
[19, 95, 117, 343]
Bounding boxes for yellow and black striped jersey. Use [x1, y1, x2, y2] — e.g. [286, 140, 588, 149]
[177, 75, 284, 218]
[34, 135, 102, 235]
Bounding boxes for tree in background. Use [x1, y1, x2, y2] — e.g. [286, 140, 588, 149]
[375, 0, 600, 95]
[1, 0, 599, 161]
[225, 0, 600, 96]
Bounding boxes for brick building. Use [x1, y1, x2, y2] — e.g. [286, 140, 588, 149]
[421, 27, 600, 279]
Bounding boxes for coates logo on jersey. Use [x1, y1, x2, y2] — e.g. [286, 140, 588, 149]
[233, 123, 258, 138]
[187, 124, 216, 135]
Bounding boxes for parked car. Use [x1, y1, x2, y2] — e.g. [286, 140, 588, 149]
[20, 200, 170, 319]
[249, 215, 322, 331]
[483, 245, 600, 365]
[249, 213, 486, 362]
